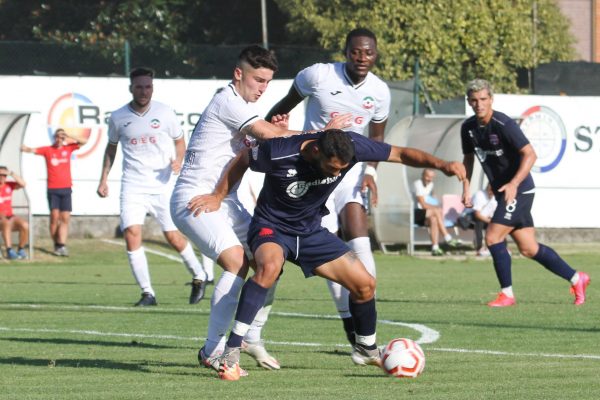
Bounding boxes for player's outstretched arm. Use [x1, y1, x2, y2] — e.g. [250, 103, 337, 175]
[388, 145, 466, 182]
[187, 150, 250, 216]
[245, 113, 352, 141]
[462, 153, 475, 208]
[20, 144, 35, 153]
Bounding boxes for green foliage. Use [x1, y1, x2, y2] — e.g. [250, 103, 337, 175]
[276, 0, 576, 100]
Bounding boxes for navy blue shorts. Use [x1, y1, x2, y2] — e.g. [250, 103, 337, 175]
[492, 192, 534, 229]
[248, 221, 350, 278]
[47, 188, 72, 212]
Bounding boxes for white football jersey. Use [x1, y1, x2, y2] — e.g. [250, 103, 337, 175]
[294, 62, 390, 135]
[108, 101, 182, 194]
[172, 83, 260, 202]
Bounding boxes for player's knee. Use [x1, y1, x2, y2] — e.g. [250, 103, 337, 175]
[253, 260, 281, 288]
[518, 244, 537, 258]
[351, 275, 375, 301]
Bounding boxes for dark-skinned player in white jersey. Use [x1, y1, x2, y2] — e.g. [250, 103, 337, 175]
[189, 129, 466, 380]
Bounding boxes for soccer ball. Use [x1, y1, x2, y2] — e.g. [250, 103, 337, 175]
[381, 338, 426, 378]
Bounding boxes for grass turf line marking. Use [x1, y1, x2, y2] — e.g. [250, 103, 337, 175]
[0, 325, 598, 361]
[101, 238, 182, 262]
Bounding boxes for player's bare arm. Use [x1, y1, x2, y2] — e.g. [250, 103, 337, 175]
[497, 143, 537, 204]
[265, 85, 304, 121]
[461, 153, 475, 207]
[187, 150, 250, 217]
[97, 143, 118, 198]
[244, 113, 352, 141]
[171, 137, 186, 174]
[362, 120, 387, 207]
[388, 146, 466, 182]
[20, 144, 34, 153]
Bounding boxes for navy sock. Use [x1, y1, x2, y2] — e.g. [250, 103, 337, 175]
[349, 298, 377, 349]
[533, 243, 576, 281]
[341, 317, 355, 345]
[226, 279, 268, 348]
[488, 241, 512, 288]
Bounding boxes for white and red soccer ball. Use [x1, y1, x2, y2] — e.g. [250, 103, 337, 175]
[381, 338, 426, 378]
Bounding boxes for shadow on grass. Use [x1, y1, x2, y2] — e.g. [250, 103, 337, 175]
[0, 336, 188, 350]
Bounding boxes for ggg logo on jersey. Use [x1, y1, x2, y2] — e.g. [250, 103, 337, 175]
[519, 105, 567, 173]
[46, 93, 103, 159]
[362, 96, 375, 109]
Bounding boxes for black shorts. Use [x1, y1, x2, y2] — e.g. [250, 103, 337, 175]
[492, 192, 534, 229]
[248, 221, 350, 278]
[414, 208, 427, 225]
[47, 188, 73, 212]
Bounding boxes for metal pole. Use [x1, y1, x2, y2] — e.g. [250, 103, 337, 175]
[261, 0, 269, 49]
[124, 40, 131, 76]
[413, 57, 420, 115]
[530, 1, 537, 92]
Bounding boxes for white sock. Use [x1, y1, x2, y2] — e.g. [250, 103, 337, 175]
[432, 244, 440, 251]
[570, 272, 580, 285]
[127, 247, 154, 296]
[244, 280, 278, 344]
[444, 234, 453, 242]
[347, 237, 376, 278]
[179, 242, 207, 281]
[204, 271, 244, 357]
[326, 280, 351, 318]
[501, 286, 514, 298]
[202, 254, 215, 281]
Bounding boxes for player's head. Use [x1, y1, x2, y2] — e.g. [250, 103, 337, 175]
[234, 45, 278, 103]
[0, 166, 8, 179]
[53, 128, 66, 146]
[344, 28, 378, 84]
[466, 78, 494, 122]
[129, 67, 154, 108]
[311, 130, 355, 177]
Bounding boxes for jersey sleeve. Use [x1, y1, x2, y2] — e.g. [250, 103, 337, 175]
[249, 140, 273, 173]
[502, 117, 530, 150]
[107, 115, 120, 144]
[293, 63, 325, 98]
[460, 123, 474, 154]
[34, 146, 49, 157]
[167, 108, 184, 140]
[349, 132, 391, 161]
[220, 97, 260, 132]
[371, 81, 391, 123]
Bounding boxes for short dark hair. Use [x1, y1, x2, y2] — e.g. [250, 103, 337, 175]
[237, 45, 278, 72]
[317, 130, 355, 164]
[344, 28, 377, 52]
[129, 67, 154, 82]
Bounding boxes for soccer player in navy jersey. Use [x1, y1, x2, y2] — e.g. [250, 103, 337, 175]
[188, 129, 466, 380]
[461, 79, 590, 307]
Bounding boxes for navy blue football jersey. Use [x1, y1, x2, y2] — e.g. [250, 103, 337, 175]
[461, 111, 535, 194]
[250, 131, 391, 235]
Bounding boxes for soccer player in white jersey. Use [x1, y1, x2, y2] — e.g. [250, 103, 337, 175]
[97, 67, 209, 307]
[267, 28, 390, 345]
[170, 46, 349, 373]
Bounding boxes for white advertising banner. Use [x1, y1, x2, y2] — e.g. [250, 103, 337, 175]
[0, 76, 303, 216]
[467, 94, 600, 227]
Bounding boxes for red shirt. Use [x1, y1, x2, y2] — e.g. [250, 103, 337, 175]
[0, 182, 17, 217]
[35, 143, 80, 189]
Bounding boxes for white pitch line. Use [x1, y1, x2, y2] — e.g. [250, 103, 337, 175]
[101, 239, 182, 262]
[2, 303, 439, 344]
[0, 325, 597, 361]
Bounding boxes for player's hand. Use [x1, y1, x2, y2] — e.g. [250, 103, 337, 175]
[462, 192, 473, 208]
[361, 175, 379, 208]
[325, 113, 352, 130]
[171, 158, 182, 175]
[498, 181, 517, 205]
[187, 193, 222, 217]
[270, 114, 289, 129]
[441, 161, 466, 181]
[97, 182, 109, 198]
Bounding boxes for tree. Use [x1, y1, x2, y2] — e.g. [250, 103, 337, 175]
[275, 0, 575, 100]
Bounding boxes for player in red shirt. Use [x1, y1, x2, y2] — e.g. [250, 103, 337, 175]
[21, 128, 87, 256]
[0, 166, 29, 260]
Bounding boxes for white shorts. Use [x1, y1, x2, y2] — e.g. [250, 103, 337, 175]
[120, 191, 177, 232]
[321, 162, 367, 233]
[170, 195, 251, 261]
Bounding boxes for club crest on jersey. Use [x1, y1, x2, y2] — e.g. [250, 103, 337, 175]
[489, 134, 500, 146]
[286, 169, 297, 177]
[362, 96, 375, 109]
[150, 119, 161, 129]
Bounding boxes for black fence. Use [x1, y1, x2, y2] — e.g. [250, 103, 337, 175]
[0, 41, 335, 79]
